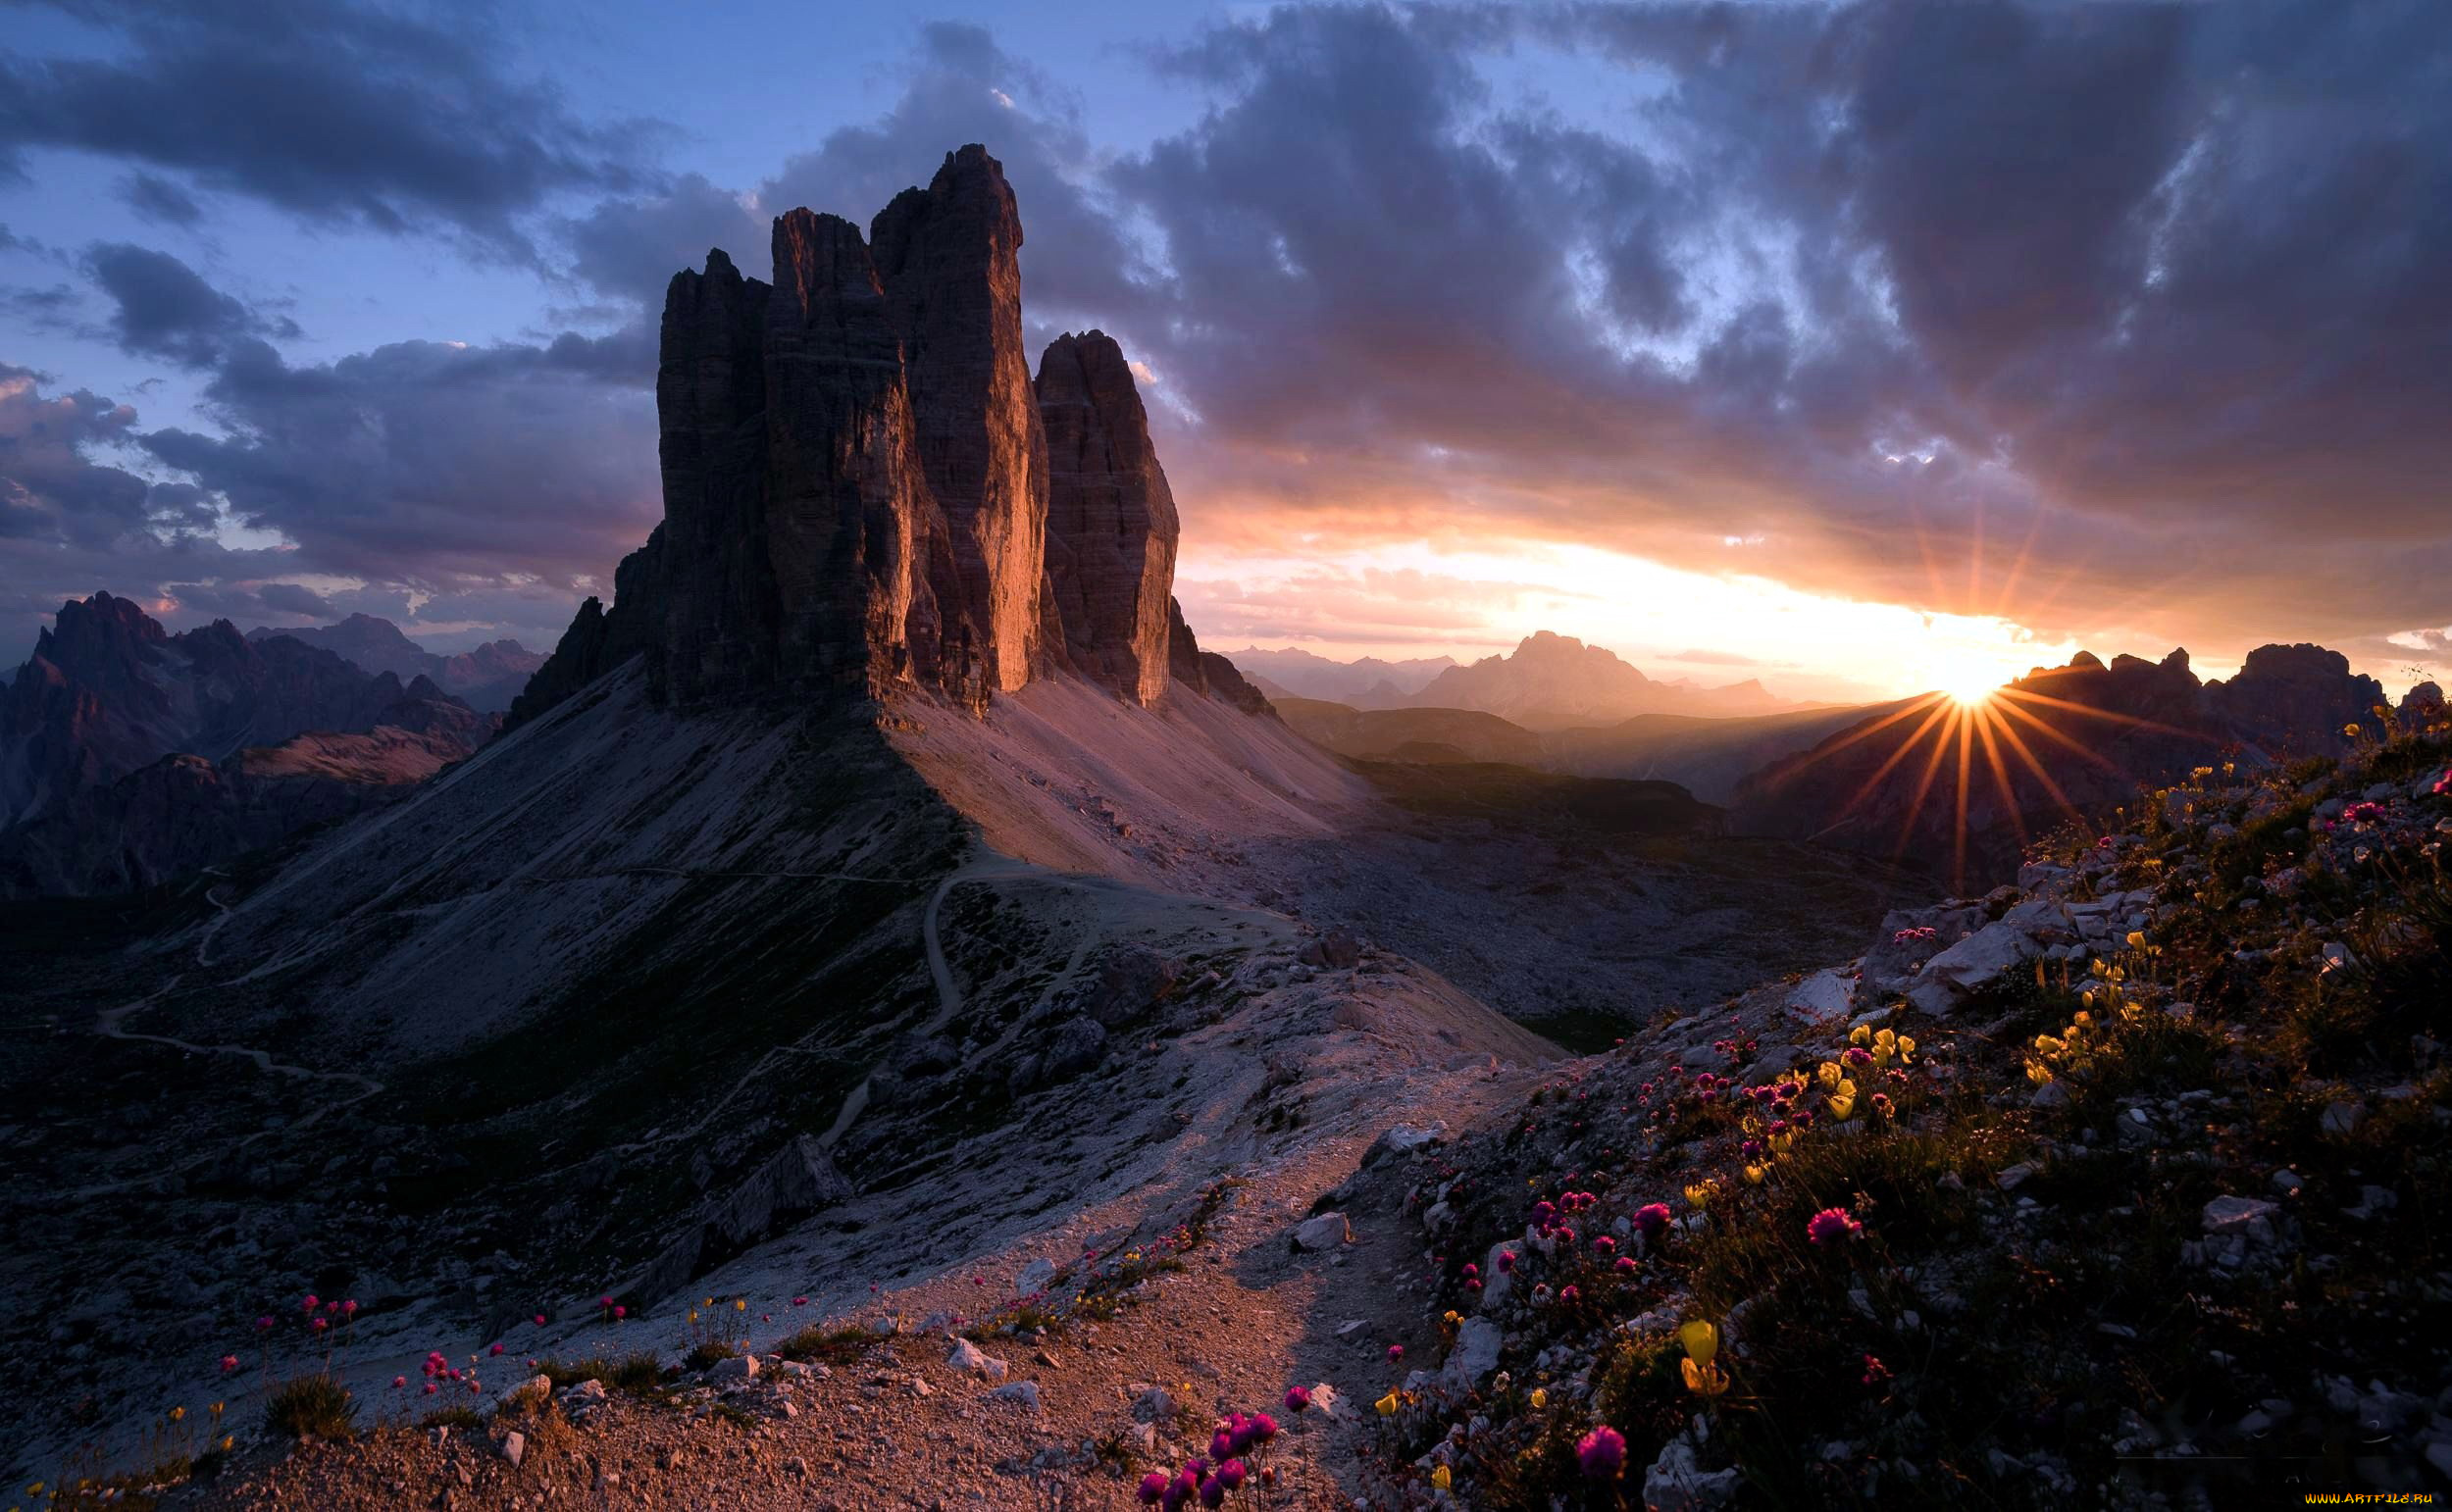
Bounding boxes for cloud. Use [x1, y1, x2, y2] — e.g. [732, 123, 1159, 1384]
[84, 242, 299, 367]
[0, 365, 287, 651]
[255, 580, 333, 619]
[139, 328, 656, 589]
[1066, 0, 2452, 658]
[559, 172, 763, 309]
[1176, 564, 1571, 649]
[0, 0, 663, 258]
[118, 170, 204, 227]
[754, 24, 1160, 339]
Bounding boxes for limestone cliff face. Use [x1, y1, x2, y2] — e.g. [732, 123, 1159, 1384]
[873, 145, 1047, 696]
[656, 248, 778, 703]
[763, 208, 958, 700]
[1037, 330, 1179, 705]
[514, 142, 1256, 728]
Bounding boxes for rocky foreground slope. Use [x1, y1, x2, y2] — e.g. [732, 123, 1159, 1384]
[90, 645, 2442, 1512]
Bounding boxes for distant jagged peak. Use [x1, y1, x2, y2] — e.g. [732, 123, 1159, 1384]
[1496, 629, 1650, 679]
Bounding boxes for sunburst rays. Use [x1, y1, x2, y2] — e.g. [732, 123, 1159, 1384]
[1776, 670, 2224, 890]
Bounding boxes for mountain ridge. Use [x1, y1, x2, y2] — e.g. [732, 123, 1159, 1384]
[244, 614, 543, 713]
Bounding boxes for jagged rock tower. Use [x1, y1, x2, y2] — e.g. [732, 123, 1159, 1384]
[513, 145, 1198, 728]
[1036, 330, 1178, 705]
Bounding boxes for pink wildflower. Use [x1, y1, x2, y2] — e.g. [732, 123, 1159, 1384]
[1285, 1386, 1312, 1413]
[220, 1354, 238, 1373]
[1808, 1206, 1864, 1246]
[1577, 1425, 1627, 1480]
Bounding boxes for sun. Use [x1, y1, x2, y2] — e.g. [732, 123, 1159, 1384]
[1922, 650, 2013, 707]
[1941, 673, 2004, 707]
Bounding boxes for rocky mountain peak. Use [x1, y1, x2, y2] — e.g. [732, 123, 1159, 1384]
[514, 142, 1256, 730]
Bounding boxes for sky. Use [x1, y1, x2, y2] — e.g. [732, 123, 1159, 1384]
[1, 0, 2446, 703]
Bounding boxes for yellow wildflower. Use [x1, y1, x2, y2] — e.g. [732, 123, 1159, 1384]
[1376, 1391, 1402, 1417]
[1743, 1163, 1767, 1184]
[1817, 1061, 1844, 1090]
[1681, 1358, 1731, 1396]
[735, 1298, 746, 1313]
[1684, 1181, 1717, 1207]
[1432, 1464, 1453, 1490]
[1828, 1092, 1857, 1121]
[1849, 1024, 1871, 1047]
[1678, 1320, 1717, 1366]
[1530, 1387, 1548, 1409]
[169, 1406, 184, 1422]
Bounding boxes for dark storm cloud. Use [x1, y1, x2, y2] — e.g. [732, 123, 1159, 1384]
[0, 349, 648, 658]
[139, 330, 656, 588]
[84, 242, 300, 367]
[118, 171, 204, 227]
[0, 0, 661, 258]
[1066, 0, 2451, 645]
[559, 172, 764, 309]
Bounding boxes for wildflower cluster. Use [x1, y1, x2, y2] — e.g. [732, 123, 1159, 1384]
[1135, 1407, 1281, 1507]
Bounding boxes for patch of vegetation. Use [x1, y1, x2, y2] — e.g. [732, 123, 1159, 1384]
[1362, 714, 2452, 1507]
[265, 1372, 356, 1440]
[542, 1350, 667, 1397]
[774, 1324, 878, 1365]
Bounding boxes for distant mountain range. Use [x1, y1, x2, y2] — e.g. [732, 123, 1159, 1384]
[1227, 645, 1457, 704]
[1270, 639, 2444, 886]
[1273, 690, 1891, 803]
[245, 614, 544, 713]
[0, 593, 489, 895]
[1237, 631, 1807, 727]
